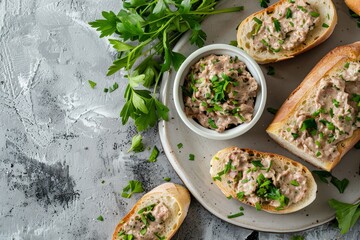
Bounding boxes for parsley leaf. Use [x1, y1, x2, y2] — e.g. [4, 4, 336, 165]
[312, 170, 349, 193]
[267, 107, 278, 115]
[328, 199, 360, 234]
[121, 180, 144, 198]
[88, 80, 97, 89]
[259, 0, 270, 8]
[96, 215, 104, 221]
[148, 146, 159, 162]
[267, 66, 275, 75]
[128, 134, 145, 153]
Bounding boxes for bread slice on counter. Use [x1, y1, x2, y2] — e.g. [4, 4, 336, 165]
[112, 183, 190, 240]
[267, 42, 360, 171]
[210, 147, 317, 214]
[237, 0, 337, 64]
[345, 0, 360, 16]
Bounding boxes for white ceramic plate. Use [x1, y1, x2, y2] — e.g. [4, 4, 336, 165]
[159, 0, 360, 233]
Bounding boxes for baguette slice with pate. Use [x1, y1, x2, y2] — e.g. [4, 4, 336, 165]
[237, 0, 337, 64]
[345, 0, 360, 15]
[267, 42, 360, 171]
[112, 183, 190, 240]
[210, 147, 317, 214]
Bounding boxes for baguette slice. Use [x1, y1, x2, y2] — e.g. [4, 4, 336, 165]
[237, 0, 337, 64]
[267, 42, 360, 171]
[112, 183, 190, 240]
[345, 0, 360, 16]
[210, 147, 317, 214]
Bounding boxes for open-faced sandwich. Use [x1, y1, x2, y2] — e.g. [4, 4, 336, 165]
[112, 183, 190, 240]
[210, 147, 317, 214]
[267, 42, 360, 171]
[237, 0, 337, 64]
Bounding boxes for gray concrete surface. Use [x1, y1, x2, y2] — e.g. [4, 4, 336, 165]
[0, 0, 359, 239]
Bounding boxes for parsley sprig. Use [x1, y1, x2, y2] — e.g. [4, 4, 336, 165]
[90, 1, 244, 131]
[329, 199, 360, 234]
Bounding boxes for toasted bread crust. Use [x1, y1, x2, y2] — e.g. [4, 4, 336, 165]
[237, 0, 337, 64]
[267, 42, 360, 171]
[112, 183, 190, 240]
[345, 0, 360, 15]
[210, 147, 317, 214]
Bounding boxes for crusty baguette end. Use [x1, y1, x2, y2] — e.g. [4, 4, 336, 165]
[112, 183, 190, 240]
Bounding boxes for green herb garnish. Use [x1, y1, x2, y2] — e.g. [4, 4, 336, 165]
[163, 177, 171, 182]
[252, 160, 264, 168]
[227, 212, 244, 218]
[300, 118, 317, 132]
[322, 23, 329, 28]
[290, 180, 299, 186]
[121, 180, 144, 198]
[88, 80, 97, 89]
[273, 18, 281, 32]
[312, 170, 349, 193]
[310, 11, 320, 17]
[177, 143, 183, 149]
[255, 202, 262, 211]
[208, 118, 218, 129]
[328, 199, 360, 234]
[267, 107, 278, 115]
[128, 134, 144, 153]
[267, 66, 275, 75]
[259, 0, 270, 8]
[97, 215, 104, 221]
[332, 99, 340, 108]
[291, 133, 299, 139]
[286, 8, 292, 19]
[189, 153, 195, 161]
[148, 146, 159, 162]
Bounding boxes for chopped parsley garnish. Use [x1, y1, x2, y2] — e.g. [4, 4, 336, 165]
[177, 143, 183, 149]
[88, 80, 97, 89]
[208, 118, 218, 129]
[128, 134, 145, 153]
[291, 133, 299, 139]
[310, 11, 320, 17]
[138, 204, 156, 214]
[259, 0, 270, 8]
[273, 18, 281, 32]
[255, 202, 262, 211]
[290, 180, 300, 186]
[163, 177, 171, 182]
[286, 8, 292, 19]
[267, 66, 275, 75]
[109, 82, 119, 93]
[148, 146, 159, 162]
[344, 62, 350, 69]
[189, 153, 195, 161]
[316, 151, 321, 157]
[290, 236, 305, 240]
[229, 40, 238, 47]
[322, 23, 329, 28]
[227, 212, 244, 218]
[312, 108, 325, 117]
[255, 173, 289, 209]
[252, 160, 264, 168]
[297, 6, 307, 13]
[154, 233, 166, 240]
[300, 118, 317, 132]
[140, 228, 147, 235]
[97, 215, 104, 221]
[121, 180, 144, 198]
[267, 107, 278, 115]
[332, 99, 340, 108]
[237, 191, 245, 200]
[328, 199, 360, 234]
[312, 170, 349, 193]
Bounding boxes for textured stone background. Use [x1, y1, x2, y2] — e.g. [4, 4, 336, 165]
[0, 0, 359, 239]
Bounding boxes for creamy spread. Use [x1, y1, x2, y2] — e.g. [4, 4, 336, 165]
[116, 201, 170, 240]
[280, 61, 360, 161]
[213, 148, 307, 209]
[251, 0, 320, 52]
[183, 54, 258, 132]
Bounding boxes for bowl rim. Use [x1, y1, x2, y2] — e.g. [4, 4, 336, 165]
[173, 44, 267, 140]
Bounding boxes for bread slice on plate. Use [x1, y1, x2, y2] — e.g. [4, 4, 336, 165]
[237, 0, 337, 64]
[267, 42, 360, 171]
[112, 183, 190, 240]
[210, 147, 317, 214]
[345, 0, 360, 15]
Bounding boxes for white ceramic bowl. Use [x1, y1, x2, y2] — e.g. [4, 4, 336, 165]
[173, 44, 267, 140]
